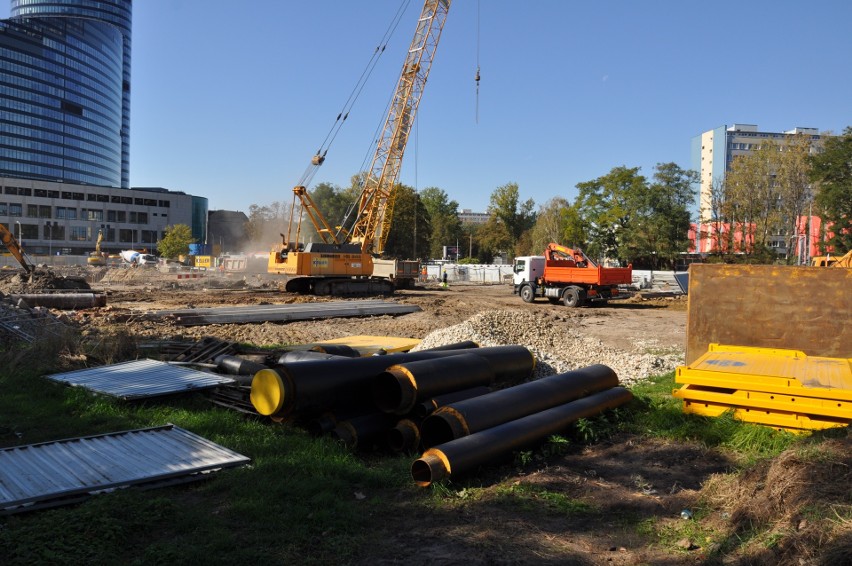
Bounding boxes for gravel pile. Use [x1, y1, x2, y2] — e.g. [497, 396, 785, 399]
[413, 310, 683, 386]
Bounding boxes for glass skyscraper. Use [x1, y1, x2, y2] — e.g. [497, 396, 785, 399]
[0, 0, 132, 188]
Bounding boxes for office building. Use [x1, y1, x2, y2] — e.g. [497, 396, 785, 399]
[690, 124, 827, 257]
[691, 124, 824, 224]
[0, 1, 209, 257]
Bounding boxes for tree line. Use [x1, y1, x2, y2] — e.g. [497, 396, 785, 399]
[239, 127, 849, 267]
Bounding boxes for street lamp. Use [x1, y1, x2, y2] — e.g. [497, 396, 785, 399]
[15, 221, 22, 251]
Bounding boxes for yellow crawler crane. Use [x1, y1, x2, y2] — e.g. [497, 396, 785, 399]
[673, 344, 852, 433]
[269, 0, 450, 295]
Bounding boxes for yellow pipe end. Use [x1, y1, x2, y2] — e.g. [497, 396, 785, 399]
[250, 368, 287, 416]
[411, 448, 451, 487]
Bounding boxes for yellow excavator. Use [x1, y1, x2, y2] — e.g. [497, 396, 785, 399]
[0, 222, 35, 273]
[810, 250, 852, 268]
[87, 229, 106, 267]
[268, 0, 450, 295]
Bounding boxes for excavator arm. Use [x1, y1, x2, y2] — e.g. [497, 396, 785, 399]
[0, 223, 34, 273]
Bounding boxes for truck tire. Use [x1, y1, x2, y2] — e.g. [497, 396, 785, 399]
[562, 286, 582, 308]
[520, 284, 535, 303]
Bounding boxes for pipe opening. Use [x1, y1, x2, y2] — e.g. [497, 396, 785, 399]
[411, 452, 448, 487]
[420, 413, 457, 449]
[372, 371, 405, 413]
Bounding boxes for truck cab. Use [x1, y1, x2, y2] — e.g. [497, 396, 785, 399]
[513, 256, 545, 295]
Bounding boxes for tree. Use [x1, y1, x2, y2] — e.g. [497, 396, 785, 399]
[810, 126, 852, 253]
[640, 163, 697, 266]
[574, 166, 647, 261]
[383, 184, 431, 259]
[419, 187, 462, 259]
[157, 224, 196, 259]
[487, 182, 536, 255]
[775, 133, 815, 259]
[529, 197, 587, 254]
[724, 142, 780, 253]
[246, 201, 290, 246]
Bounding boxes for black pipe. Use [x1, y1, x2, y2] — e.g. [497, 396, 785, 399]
[413, 386, 493, 420]
[387, 419, 420, 453]
[275, 350, 349, 364]
[373, 354, 495, 415]
[250, 345, 534, 418]
[310, 344, 360, 357]
[412, 387, 633, 486]
[214, 355, 268, 376]
[417, 340, 479, 351]
[332, 413, 398, 450]
[419, 364, 618, 449]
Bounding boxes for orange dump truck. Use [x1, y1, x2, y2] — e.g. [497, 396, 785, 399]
[513, 243, 632, 307]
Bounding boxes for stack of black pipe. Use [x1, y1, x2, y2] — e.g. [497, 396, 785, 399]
[240, 341, 631, 485]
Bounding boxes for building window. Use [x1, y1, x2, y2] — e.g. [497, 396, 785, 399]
[27, 205, 38, 218]
[141, 230, 158, 244]
[9, 204, 22, 217]
[0, 203, 6, 215]
[69, 226, 88, 242]
[119, 229, 137, 244]
[4, 187, 17, 195]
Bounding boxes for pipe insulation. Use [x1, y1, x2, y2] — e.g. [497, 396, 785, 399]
[412, 386, 634, 486]
[373, 354, 496, 414]
[419, 364, 618, 449]
[250, 345, 534, 418]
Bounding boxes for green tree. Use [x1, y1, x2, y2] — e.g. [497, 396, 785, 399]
[725, 141, 781, 253]
[574, 166, 647, 261]
[810, 126, 852, 253]
[383, 184, 431, 259]
[639, 163, 697, 266]
[157, 224, 196, 259]
[529, 197, 588, 254]
[309, 181, 352, 234]
[419, 186, 462, 259]
[487, 182, 536, 255]
[776, 133, 815, 259]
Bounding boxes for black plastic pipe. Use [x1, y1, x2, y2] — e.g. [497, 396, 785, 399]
[332, 413, 398, 450]
[419, 364, 618, 449]
[412, 387, 633, 486]
[214, 355, 268, 376]
[310, 344, 361, 357]
[373, 354, 495, 415]
[387, 419, 421, 453]
[275, 350, 348, 364]
[250, 345, 534, 418]
[413, 386, 493, 420]
[417, 340, 479, 351]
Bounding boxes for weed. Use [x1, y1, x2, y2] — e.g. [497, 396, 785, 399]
[494, 483, 592, 515]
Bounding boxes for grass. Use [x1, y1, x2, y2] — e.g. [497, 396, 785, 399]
[0, 341, 846, 564]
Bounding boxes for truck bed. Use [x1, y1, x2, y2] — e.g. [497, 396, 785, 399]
[543, 263, 632, 286]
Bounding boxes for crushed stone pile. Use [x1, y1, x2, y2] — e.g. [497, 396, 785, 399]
[413, 310, 683, 386]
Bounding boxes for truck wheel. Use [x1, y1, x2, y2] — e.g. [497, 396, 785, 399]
[520, 284, 535, 303]
[563, 286, 582, 308]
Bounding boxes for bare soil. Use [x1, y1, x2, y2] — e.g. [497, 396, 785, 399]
[4, 267, 849, 565]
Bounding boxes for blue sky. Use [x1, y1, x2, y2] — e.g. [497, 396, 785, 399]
[4, 1, 851, 215]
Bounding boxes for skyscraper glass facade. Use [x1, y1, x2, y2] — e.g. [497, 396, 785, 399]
[0, 0, 132, 188]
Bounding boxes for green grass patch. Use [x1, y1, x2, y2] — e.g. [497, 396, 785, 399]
[626, 372, 798, 462]
[493, 483, 593, 515]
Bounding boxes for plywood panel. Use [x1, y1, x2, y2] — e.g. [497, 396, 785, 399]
[686, 264, 852, 363]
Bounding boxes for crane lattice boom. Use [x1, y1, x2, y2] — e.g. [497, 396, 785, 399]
[349, 0, 450, 254]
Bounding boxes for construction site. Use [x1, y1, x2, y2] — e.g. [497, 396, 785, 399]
[1, 0, 851, 564]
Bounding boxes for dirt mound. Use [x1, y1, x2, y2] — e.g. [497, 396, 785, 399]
[0, 270, 91, 294]
[702, 436, 852, 565]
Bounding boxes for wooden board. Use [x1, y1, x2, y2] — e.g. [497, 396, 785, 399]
[686, 264, 852, 364]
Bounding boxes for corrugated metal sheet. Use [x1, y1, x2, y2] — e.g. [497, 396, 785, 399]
[47, 359, 235, 399]
[0, 424, 250, 514]
[153, 300, 421, 326]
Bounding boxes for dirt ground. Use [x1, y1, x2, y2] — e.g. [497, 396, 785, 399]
[4, 267, 849, 565]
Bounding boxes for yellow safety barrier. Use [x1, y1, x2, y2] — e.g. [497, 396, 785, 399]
[673, 344, 852, 432]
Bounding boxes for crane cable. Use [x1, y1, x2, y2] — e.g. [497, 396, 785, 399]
[296, 0, 412, 190]
[475, 0, 481, 124]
